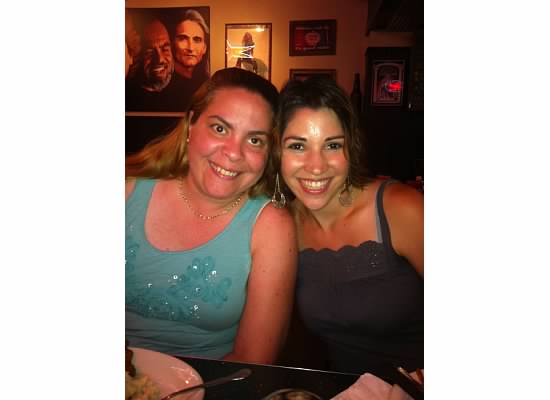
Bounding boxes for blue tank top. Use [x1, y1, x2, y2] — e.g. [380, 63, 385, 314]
[126, 179, 269, 358]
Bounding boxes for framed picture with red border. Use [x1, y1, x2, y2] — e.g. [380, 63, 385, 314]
[289, 19, 336, 56]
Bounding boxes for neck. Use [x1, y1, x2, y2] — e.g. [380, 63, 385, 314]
[177, 177, 246, 220]
[295, 186, 360, 230]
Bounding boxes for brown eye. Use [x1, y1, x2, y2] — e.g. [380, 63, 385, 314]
[287, 142, 304, 151]
[326, 142, 343, 150]
[248, 136, 265, 147]
[211, 124, 226, 134]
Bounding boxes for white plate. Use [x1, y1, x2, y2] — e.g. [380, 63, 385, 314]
[129, 347, 204, 400]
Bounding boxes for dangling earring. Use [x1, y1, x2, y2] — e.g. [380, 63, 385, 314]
[338, 177, 353, 207]
[271, 173, 287, 208]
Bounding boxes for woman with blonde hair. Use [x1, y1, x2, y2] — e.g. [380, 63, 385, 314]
[126, 68, 297, 364]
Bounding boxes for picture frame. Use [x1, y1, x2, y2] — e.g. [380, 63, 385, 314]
[289, 19, 336, 56]
[289, 69, 337, 81]
[225, 23, 272, 81]
[365, 47, 410, 108]
[371, 60, 405, 106]
[125, 6, 211, 115]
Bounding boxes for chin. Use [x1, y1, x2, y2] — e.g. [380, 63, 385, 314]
[298, 198, 329, 212]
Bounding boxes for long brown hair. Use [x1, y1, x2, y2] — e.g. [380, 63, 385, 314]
[126, 67, 279, 197]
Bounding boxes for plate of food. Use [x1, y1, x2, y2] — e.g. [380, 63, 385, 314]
[126, 346, 204, 400]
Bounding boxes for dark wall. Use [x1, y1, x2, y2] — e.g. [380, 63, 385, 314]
[361, 46, 423, 181]
[126, 116, 180, 155]
[363, 108, 423, 181]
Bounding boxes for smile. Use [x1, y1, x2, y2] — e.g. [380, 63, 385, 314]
[298, 178, 331, 193]
[152, 65, 166, 73]
[210, 162, 239, 178]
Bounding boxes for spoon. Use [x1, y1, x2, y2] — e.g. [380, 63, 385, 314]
[160, 368, 252, 400]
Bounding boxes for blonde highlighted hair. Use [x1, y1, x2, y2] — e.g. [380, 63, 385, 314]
[126, 67, 279, 197]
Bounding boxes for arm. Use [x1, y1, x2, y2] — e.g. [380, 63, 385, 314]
[223, 203, 298, 364]
[383, 183, 424, 278]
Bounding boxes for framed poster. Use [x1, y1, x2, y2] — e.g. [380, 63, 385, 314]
[125, 7, 210, 115]
[225, 23, 272, 81]
[371, 60, 405, 106]
[289, 19, 336, 56]
[366, 47, 410, 108]
[289, 69, 337, 81]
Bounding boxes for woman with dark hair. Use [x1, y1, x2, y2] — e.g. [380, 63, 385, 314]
[125, 68, 297, 364]
[275, 76, 423, 378]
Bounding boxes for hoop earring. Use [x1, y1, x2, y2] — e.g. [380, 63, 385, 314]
[338, 177, 353, 207]
[271, 173, 287, 208]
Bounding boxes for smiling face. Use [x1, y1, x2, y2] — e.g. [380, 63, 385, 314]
[186, 87, 273, 204]
[142, 20, 173, 90]
[174, 20, 207, 69]
[281, 107, 349, 212]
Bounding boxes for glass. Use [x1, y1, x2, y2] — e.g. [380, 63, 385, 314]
[261, 388, 323, 400]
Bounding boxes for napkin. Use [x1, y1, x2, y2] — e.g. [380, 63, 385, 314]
[330, 373, 414, 400]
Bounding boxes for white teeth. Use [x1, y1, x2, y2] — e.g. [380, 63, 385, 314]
[212, 163, 238, 177]
[300, 179, 329, 190]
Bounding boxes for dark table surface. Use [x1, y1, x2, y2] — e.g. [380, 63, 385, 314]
[177, 356, 360, 400]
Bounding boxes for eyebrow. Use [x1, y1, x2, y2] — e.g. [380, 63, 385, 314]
[283, 136, 306, 143]
[176, 33, 203, 40]
[283, 135, 344, 143]
[207, 115, 270, 136]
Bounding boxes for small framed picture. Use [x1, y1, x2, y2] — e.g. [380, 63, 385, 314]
[289, 68, 337, 81]
[225, 23, 272, 81]
[371, 60, 405, 105]
[289, 19, 336, 56]
[366, 47, 410, 108]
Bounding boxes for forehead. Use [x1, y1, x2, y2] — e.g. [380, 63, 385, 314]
[210, 87, 269, 106]
[283, 107, 342, 137]
[176, 20, 205, 38]
[202, 87, 273, 127]
[143, 21, 170, 44]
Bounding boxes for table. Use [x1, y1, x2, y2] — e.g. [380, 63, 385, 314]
[177, 356, 360, 400]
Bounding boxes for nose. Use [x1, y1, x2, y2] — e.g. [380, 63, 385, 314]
[304, 151, 328, 175]
[152, 47, 165, 64]
[222, 137, 244, 162]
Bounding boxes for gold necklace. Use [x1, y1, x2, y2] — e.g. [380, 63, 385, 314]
[178, 178, 242, 221]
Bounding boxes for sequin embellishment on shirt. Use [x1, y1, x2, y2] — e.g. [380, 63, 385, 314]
[126, 244, 232, 322]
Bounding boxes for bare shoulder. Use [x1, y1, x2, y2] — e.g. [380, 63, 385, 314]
[251, 201, 297, 259]
[249, 200, 298, 278]
[382, 182, 424, 276]
[125, 178, 136, 201]
[253, 201, 296, 238]
[383, 182, 424, 224]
